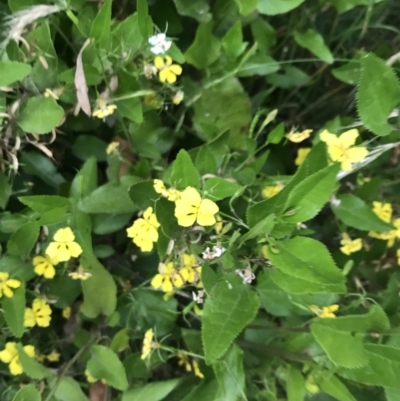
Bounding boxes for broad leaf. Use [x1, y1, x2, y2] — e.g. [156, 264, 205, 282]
[122, 379, 180, 401]
[203, 177, 242, 201]
[19, 195, 71, 214]
[294, 29, 333, 64]
[257, 0, 306, 15]
[319, 375, 357, 401]
[70, 157, 98, 200]
[170, 149, 200, 189]
[202, 275, 260, 363]
[50, 376, 89, 401]
[12, 384, 41, 401]
[238, 214, 275, 246]
[287, 366, 305, 401]
[129, 180, 159, 209]
[155, 198, 183, 239]
[90, 0, 112, 46]
[2, 284, 25, 338]
[7, 221, 40, 258]
[16, 343, 53, 379]
[0, 61, 31, 86]
[234, 0, 257, 15]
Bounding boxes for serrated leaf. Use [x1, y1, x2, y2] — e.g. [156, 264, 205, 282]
[332, 194, 393, 232]
[17, 96, 64, 134]
[129, 180, 159, 209]
[202, 275, 260, 364]
[16, 343, 53, 379]
[203, 177, 242, 201]
[287, 366, 305, 401]
[80, 256, 117, 318]
[319, 375, 357, 401]
[87, 345, 128, 390]
[122, 379, 180, 401]
[90, 0, 112, 46]
[12, 384, 41, 401]
[170, 149, 200, 189]
[268, 237, 345, 292]
[257, 0, 305, 15]
[7, 221, 39, 258]
[185, 22, 221, 69]
[357, 53, 400, 136]
[0, 61, 31, 87]
[19, 195, 71, 214]
[2, 284, 25, 338]
[284, 163, 340, 223]
[238, 214, 275, 246]
[294, 29, 333, 64]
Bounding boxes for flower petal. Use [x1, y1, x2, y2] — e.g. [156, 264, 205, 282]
[54, 227, 75, 242]
[339, 129, 359, 149]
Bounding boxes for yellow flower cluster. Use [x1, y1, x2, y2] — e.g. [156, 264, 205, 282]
[45, 227, 83, 263]
[68, 265, 92, 280]
[262, 183, 283, 199]
[177, 351, 204, 379]
[141, 328, 158, 360]
[126, 207, 160, 252]
[286, 129, 312, 143]
[154, 179, 181, 201]
[320, 129, 368, 171]
[154, 55, 182, 84]
[369, 202, 400, 247]
[0, 342, 35, 375]
[0, 273, 20, 298]
[92, 98, 117, 119]
[24, 298, 52, 328]
[309, 304, 339, 318]
[36, 350, 60, 363]
[340, 233, 362, 255]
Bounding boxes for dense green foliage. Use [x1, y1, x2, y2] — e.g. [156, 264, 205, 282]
[1, 0, 400, 400]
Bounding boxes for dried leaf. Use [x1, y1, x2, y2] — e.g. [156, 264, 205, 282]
[75, 39, 91, 116]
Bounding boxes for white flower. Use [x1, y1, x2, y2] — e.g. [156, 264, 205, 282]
[192, 290, 205, 304]
[202, 245, 226, 260]
[148, 33, 172, 55]
[235, 267, 255, 284]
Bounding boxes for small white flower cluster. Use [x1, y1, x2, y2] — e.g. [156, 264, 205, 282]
[235, 267, 255, 284]
[192, 289, 205, 304]
[202, 244, 226, 260]
[148, 33, 172, 55]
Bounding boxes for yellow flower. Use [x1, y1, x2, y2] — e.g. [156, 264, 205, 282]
[0, 273, 21, 298]
[340, 233, 362, 255]
[174, 187, 219, 227]
[62, 307, 71, 319]
[68, 265, 92, 280]
[262, 183, 283, 199]
[153, 179, 181, 201]
[180, 254, 201, 284]
[286, 129, 312, 143]
[0, 342, 35, 375]
[177, 351, 192, 372]
[151, 262, 185, 293]
[85, 369, 97, 383]
[309, 304, 339, 318]
[33, 255, 58, 279]
[45, 227, 83, 263]
[44, 87, 64, 100]
[320, 129, 368, 171]
[24, 298, 52, 328]
[154, 56, 182, 84]
[215, 215, 223, 234]
[141, 328, 158, 360]
[106, 141, 119, 155]
[295, 148, 311, 166]
[192, 360, 204, 379]
[46, 350, 60, 362]
[372, 201, 392, 223]
[126, 207, 160, 252]
[172, 90, 184, 105]
[92, 98, 117, 119]
[35, 352, 46, 363]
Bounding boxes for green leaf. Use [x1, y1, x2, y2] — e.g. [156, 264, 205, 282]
[185, 22, 221, 69]
[332, 58, 361, 85]
[284, 163, 340, 223]
[294, 29, 333, 64]
[222, 21, 246, 59]
[80, 256, 117, 318]
[2, 284, 25, 338]
[137, 0, 152, 38]
[287, 366, 305, 401]
[90, 0, 112, 46]
[50, 376, 89, 401]
[72, 136, 107, 162]
[332, 194, 393, 232]
[79, 176, 139, 214]
[172, 0, 211, 22]
[195, 146, 217, 175]
[0, 172, 11, 209]
[0, 61, 31, 87]
[122, 379, 181, 401]
[0, 256, 34, 281]
[155, 198, 183, 239]
[203, 177, 242, 201]
[251, 19, 276, 53]
[319, 375, 357, 401]
[21, 151, 65, 188]
[129, 180, 160, 210]
[17, 96, 64, 134]
[331, 0, 385, 13]
[92, 213, 132, 235]
[339, 344, 400, 388]
[170, 149, 200, 189]
[202, 274, 260, 363]
[267, 66, 309, 88]
[70, 157, 98, 200]
[12, 384, 41, 401]
[357, 53, 400, 136]
[16, 343, 53, 379]
[213, 344, 246, 401]
[268, 237, 346, 293]
[238, 214, 275, 246]
[7, 221, 40, 259]
[110, 328, 130, 353]
[237, 54, 280, 77]
[19, 195, 71, 214]
[385, 387, 400, 401]
[87, 345, 128, 390]
[257, 0, 306, 15]
[234, 0, 258, 15]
